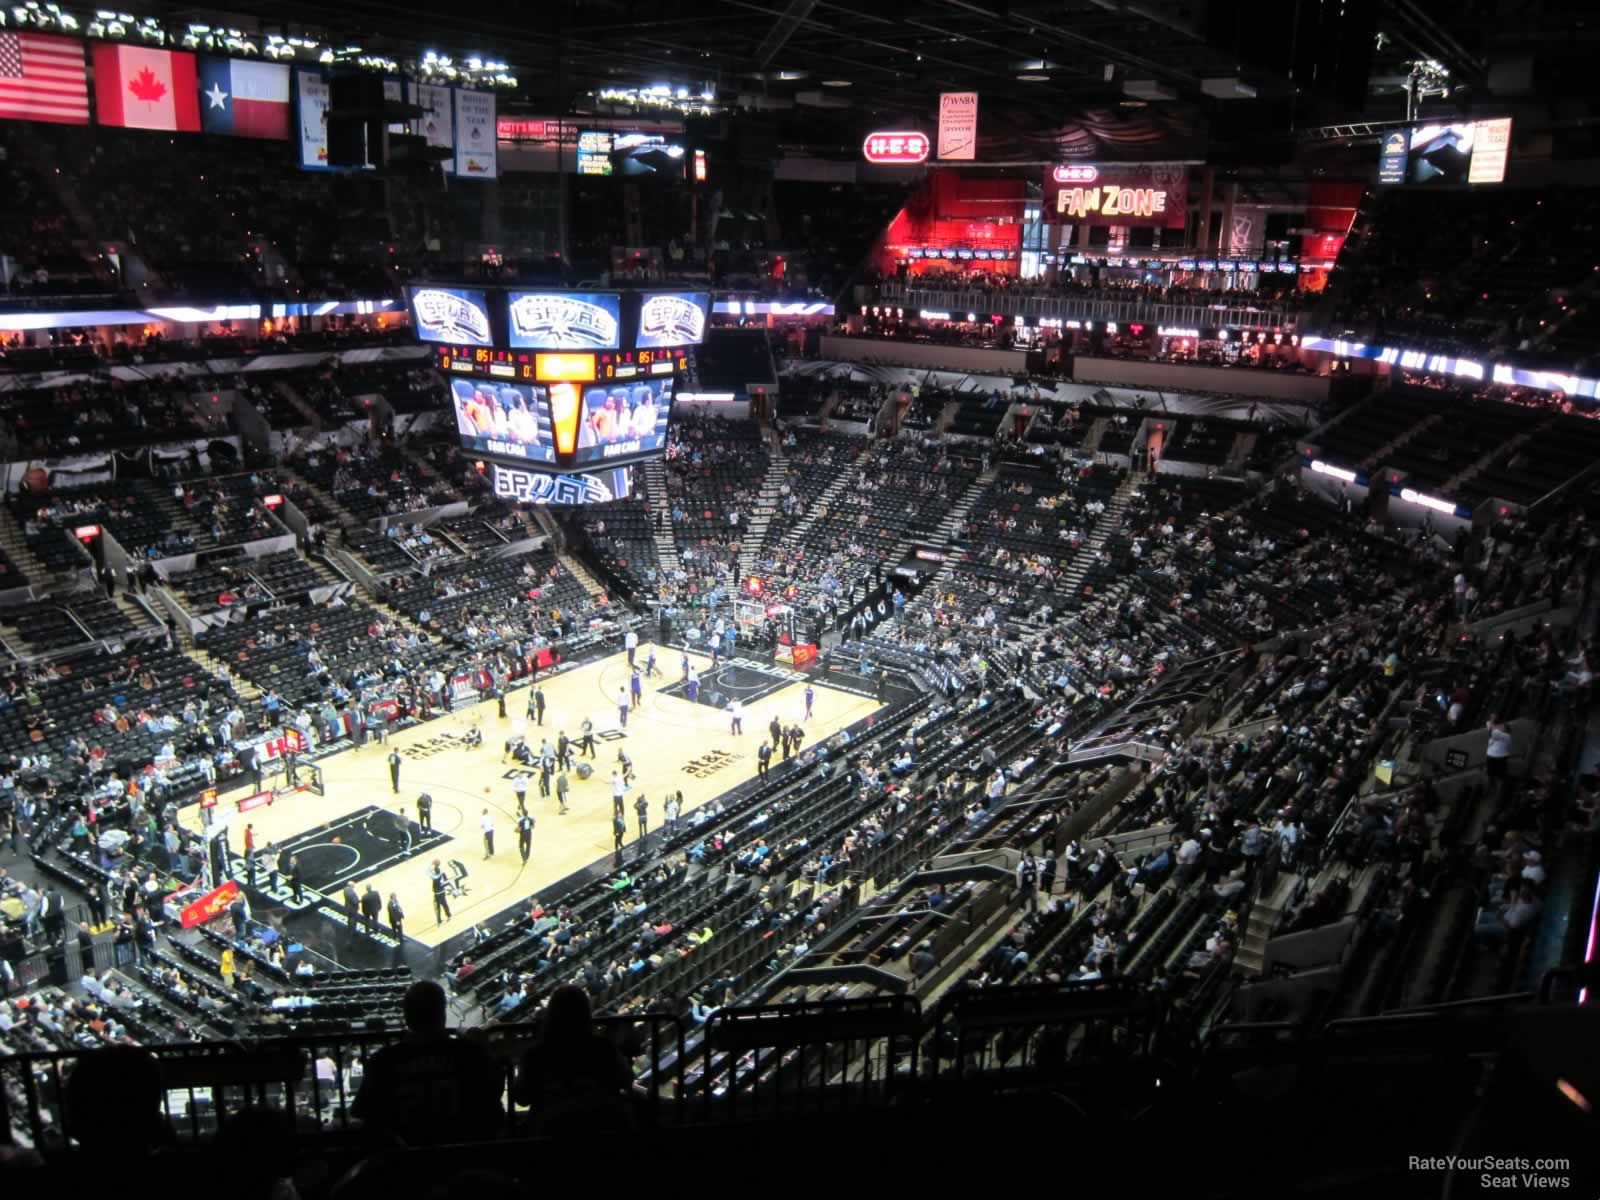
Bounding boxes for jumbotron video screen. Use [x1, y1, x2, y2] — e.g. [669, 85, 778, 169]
[410, 285, 706, 474]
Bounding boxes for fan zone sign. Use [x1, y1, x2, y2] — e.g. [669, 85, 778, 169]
[1056, 184, 1167, 220]
[1043, 163, 1188, 228]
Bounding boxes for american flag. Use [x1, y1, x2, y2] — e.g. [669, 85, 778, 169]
[0, 32, 89, 125]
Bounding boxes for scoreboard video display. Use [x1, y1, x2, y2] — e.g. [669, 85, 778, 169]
[418, 286, 704, 475]
[434, 345, 690, 382]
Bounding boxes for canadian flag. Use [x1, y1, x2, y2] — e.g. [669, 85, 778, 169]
[92, 44, 200, 132]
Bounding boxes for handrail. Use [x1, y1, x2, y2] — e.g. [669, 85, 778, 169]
[1529, 451, 1600, 513]
[1066, 739, 1166, 765]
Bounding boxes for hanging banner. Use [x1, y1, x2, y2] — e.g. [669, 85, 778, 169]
[295, 68, 329, 170]
[1042, 162, 1187, 227]
[410, 81, 455, 174]
[454, 88, 497, 178]
[937, 92, 978, 161]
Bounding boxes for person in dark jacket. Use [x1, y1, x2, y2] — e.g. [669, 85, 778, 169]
[511, 984, 632, 1135]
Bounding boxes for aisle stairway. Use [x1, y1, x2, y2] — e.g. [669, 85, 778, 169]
[282, 470, 361, 529]
[772, 452, 860, 552]
[0, 504, 72, 587]
[1225, 432, 1257, 472]
[557, 550, 609, 601]
[737, 445, 788, 579]
[641, 458, 680, 573]
[273, 380, 326, 431]
[888, 465, 995, 565]
[1054, 472, 1138, 598]
[1233, 870, 1301, 977]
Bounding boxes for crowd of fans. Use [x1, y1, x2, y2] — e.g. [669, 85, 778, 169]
[0, 330, 1597, 1163]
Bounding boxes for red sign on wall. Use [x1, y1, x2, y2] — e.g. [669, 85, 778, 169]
[863, 130, 930, 165]
[180, 880, 239, 928]
[237, 791, 274, 814]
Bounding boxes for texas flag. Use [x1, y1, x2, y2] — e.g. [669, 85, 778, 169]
[92, 43, 200, 131]
[198, 56, 290, 140]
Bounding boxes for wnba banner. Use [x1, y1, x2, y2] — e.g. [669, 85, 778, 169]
[1042, 162, 1188, 227]
[937, 92, 978, 160]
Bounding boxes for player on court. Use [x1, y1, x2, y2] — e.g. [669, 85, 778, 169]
[625, 627, 639, 667]
[645, 647, 660, 678]
[804, 685, 815, 720]
[617, 686, 630, 730]
[630, 668, 643, 708]
[512, 774, 529, 814]
[728, 698, 743, 735]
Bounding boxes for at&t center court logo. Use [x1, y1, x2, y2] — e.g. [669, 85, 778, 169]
[411, 289, 492, 345]
[509, 294, 619, 349]
[638, 295, 705, 347]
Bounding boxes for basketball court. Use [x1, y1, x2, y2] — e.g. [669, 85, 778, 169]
[181, 644, 881, 948]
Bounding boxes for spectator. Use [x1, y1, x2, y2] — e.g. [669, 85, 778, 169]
[511, 984, 633, 1134]
[351, 980, 504, 1145]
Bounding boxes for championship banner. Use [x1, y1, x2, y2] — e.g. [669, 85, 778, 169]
[1042, 162, 1188, 228]
[454, 88, 497, 178]
[180, 880, 239, 928]
[295, 68, 330, 169]
[937, 92, 978, 161]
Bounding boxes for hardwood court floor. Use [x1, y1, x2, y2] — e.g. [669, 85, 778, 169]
[186, 646, 881, 948]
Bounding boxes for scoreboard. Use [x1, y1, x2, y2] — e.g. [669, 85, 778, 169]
[418, 286, 707, 482]
[434, 344, 689, 383]
[436, 345, 537, 381]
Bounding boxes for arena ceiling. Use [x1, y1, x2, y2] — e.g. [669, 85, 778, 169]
[167, 0, 1595, 163]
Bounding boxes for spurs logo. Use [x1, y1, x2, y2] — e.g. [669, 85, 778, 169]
[509, 294, 618, 348]
[638, 295, 705, 347]
[411, 289, 492, 344]
[493, 465, 616, 504]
